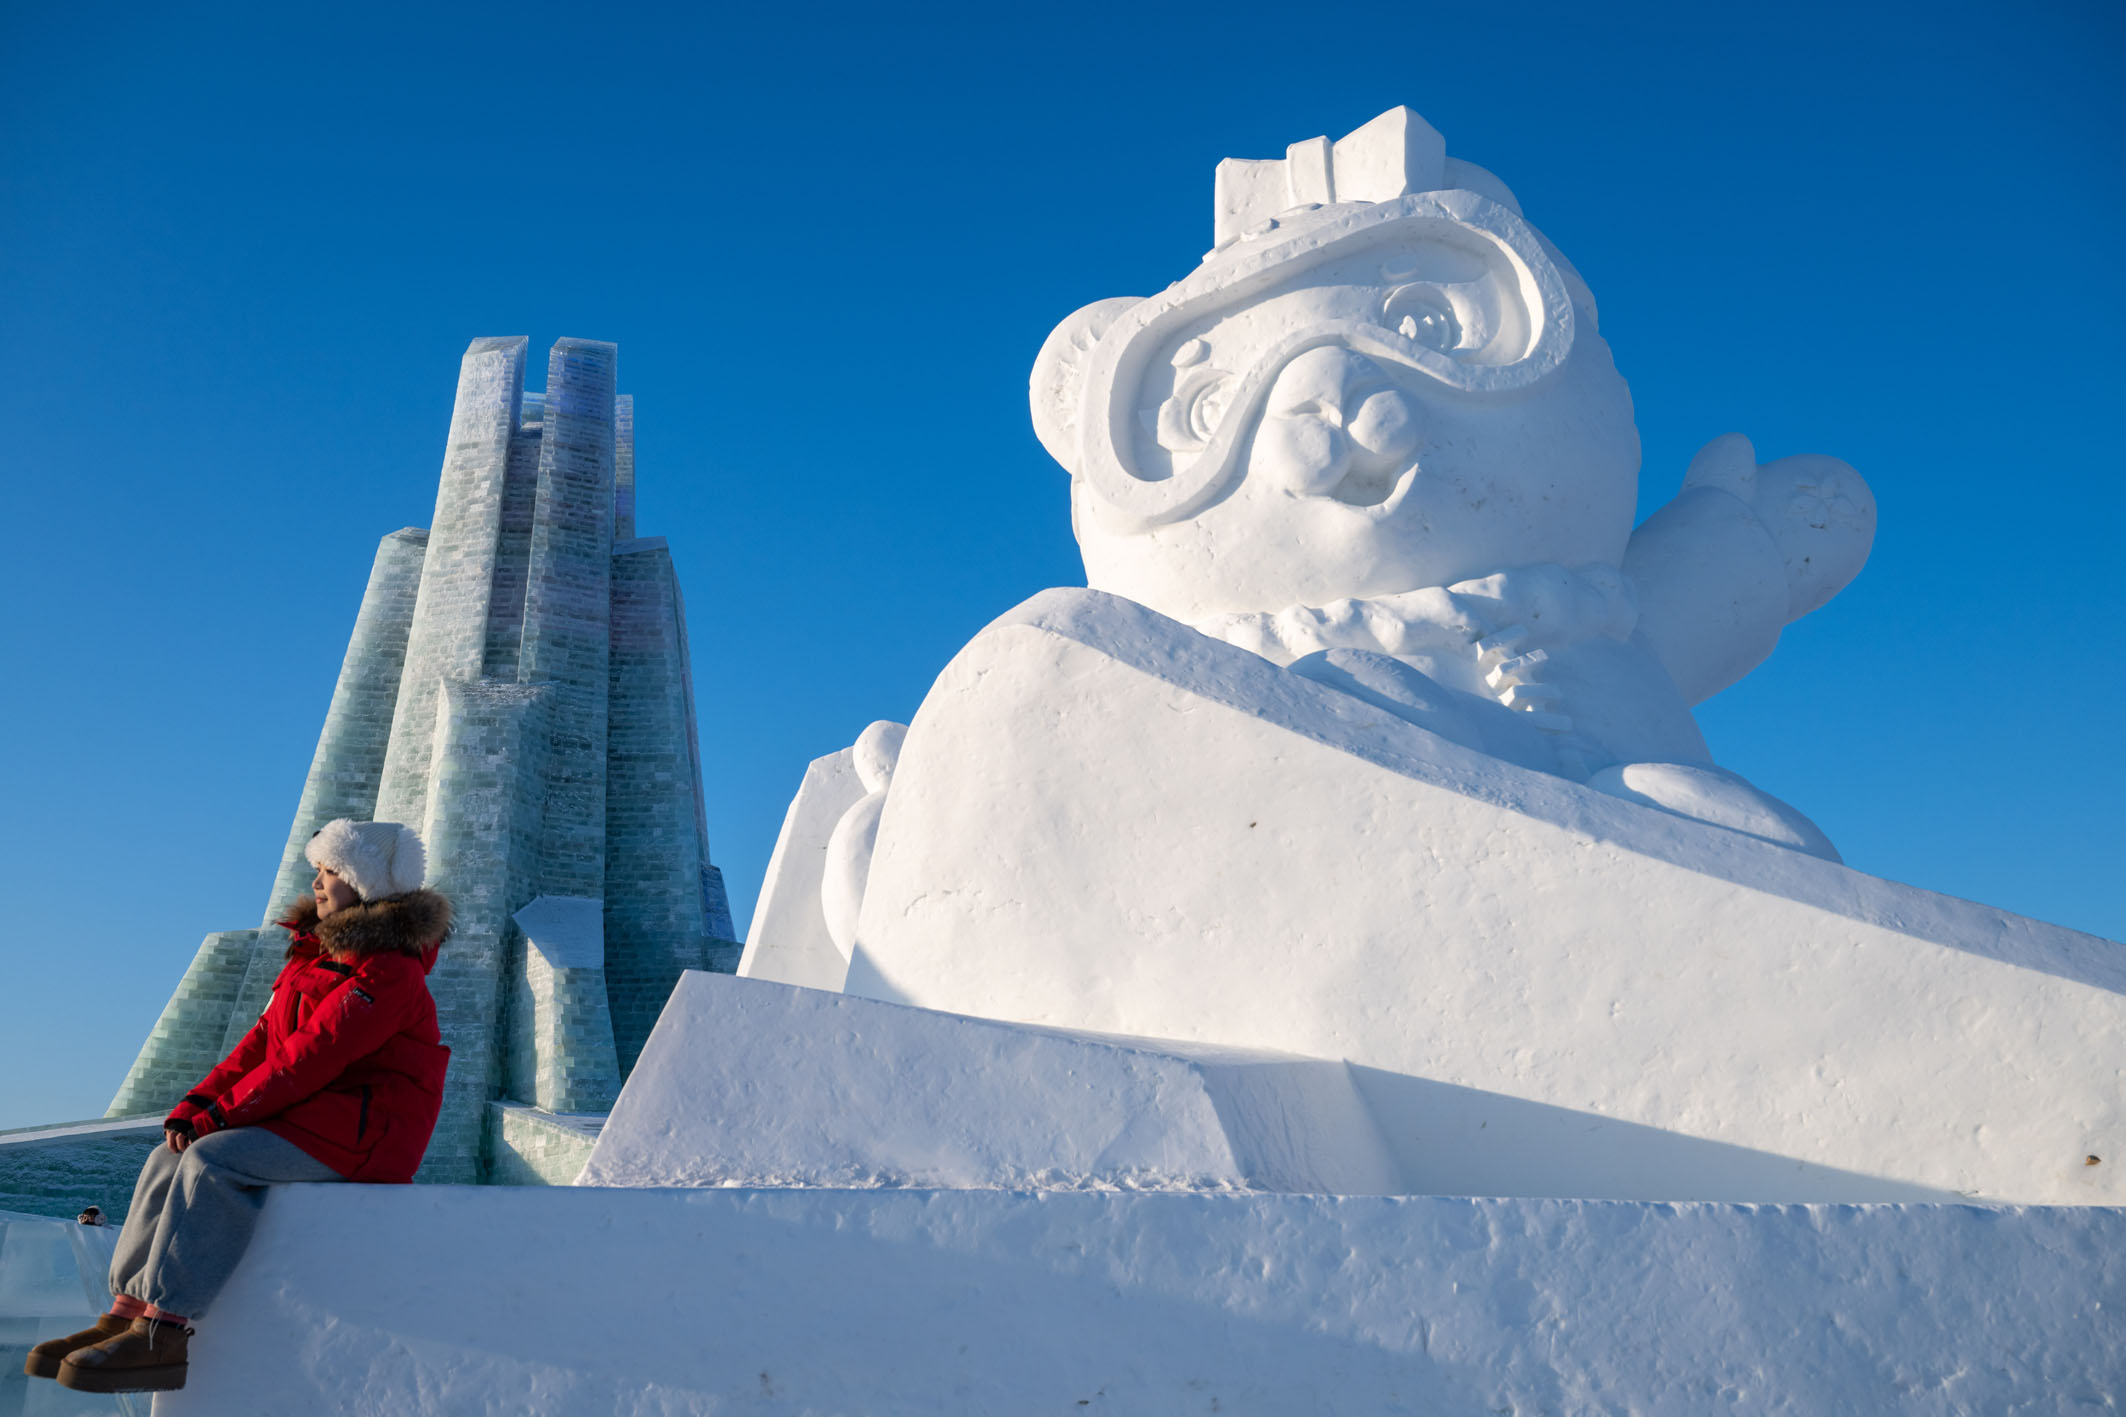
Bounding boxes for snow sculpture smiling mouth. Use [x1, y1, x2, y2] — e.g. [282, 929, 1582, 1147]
[1043, 189, 1575, 531]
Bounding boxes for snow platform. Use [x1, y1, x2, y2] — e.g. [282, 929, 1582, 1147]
[846, 590, 2126, 1205]
[154, 1184, 2121, 1415]
[579, 970, 1393, 1194]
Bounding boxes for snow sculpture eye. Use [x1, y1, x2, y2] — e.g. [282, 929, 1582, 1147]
[1155, 366, 1236, 453]
[1381, 286, 1461, 354]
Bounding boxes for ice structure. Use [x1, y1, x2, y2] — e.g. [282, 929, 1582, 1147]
[56, 114, 2126, 1412]
[0, 339, 740, 1219]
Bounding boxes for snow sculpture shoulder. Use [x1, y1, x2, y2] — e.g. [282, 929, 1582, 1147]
[1031, 107, 1873, 855]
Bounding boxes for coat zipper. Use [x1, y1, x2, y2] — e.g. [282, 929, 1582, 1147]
[357, 1084, 371, 1141]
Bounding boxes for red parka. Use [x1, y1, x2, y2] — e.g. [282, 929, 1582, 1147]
[166, 890, 452, 1183]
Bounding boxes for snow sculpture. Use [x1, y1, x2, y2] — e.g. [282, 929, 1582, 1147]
[729, 105, 2116, 1208]
[1031, 107, 1873, 856]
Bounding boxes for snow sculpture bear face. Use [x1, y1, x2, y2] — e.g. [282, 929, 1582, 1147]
[1031, 110, 1642, 625]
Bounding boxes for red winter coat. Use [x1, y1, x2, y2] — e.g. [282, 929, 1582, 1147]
[167, 890, 453, 1183]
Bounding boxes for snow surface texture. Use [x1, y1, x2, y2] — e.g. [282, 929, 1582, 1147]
[579, 971, 1394, 1193]
[154, 1185, 2122, 1416]
[843, 589, 2126, 1206]
[1030, 107, 1875, 853]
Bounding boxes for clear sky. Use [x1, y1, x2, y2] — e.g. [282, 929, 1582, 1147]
[2, 0, 2120, 1130]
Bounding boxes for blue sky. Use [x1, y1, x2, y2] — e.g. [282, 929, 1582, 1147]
[2, 0, 2120, 1129]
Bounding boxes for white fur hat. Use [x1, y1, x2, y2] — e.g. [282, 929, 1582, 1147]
[305, 820, 427, 902]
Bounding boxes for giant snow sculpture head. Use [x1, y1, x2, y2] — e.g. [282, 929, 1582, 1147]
[1032, 108, 1640, 623]
[1029, 107, 1875, 861]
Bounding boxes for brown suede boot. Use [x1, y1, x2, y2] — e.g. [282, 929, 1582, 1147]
[56, 1316, 191, 1393]
[22, 1313, 132, 1380]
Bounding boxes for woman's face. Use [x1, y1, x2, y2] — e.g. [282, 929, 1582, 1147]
[313, 865, 361, 919]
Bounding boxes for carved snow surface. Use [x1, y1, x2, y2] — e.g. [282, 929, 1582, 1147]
[580, 971, 1395, 1194]
[844, 590, 2126, 1206]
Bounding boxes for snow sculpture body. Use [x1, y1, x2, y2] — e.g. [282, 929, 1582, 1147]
[1031, 108, 1872, 858]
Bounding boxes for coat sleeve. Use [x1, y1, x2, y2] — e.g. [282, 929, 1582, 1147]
[203, 961, 417, 1132]
[168, 1007, 274, 1127]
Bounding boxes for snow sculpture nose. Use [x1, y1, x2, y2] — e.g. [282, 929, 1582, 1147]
[1252, 347, 1420, 501]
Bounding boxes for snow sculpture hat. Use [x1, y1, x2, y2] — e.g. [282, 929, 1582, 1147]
[305, 819, 427, 902]
[1030, 106, 1595, 532]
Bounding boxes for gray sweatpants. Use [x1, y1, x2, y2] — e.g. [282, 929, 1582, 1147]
[108, 1127, 343, 1319]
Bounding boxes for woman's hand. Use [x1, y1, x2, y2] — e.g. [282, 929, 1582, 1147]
[164, 1121, 195, 1154]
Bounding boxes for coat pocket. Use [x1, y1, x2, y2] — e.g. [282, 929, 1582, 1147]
[357, 1084, 372, 1141]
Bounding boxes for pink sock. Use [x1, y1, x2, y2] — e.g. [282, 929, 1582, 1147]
[108, 1295, 147, 1319]
[142, 1304, 189, 1325]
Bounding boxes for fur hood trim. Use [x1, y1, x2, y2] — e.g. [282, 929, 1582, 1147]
[279, 890, 453, 960]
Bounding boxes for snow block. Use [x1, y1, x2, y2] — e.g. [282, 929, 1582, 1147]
[155, 1185, 2122, 1416]
[846, 590, 2126, 1205]
[580, 971, 1395, 1194]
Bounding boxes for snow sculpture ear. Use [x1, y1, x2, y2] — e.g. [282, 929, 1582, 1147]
[1031, 296, 1142, 475]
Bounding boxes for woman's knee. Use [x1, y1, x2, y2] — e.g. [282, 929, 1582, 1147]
[178, 1128, 290, 1189]
[138, 1140, 182, 1181]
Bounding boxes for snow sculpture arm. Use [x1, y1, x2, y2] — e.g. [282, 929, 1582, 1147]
[1623, 434, 1875, 705]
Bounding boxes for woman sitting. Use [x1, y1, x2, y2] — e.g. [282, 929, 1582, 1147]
[25, 819, 452, 1395]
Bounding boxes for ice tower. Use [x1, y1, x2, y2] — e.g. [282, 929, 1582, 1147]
[101, 337, 738, 1185]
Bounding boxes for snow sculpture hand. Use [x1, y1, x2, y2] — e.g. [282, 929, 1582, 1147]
[1198, 563, 1634, 736]
[1432, 562, 1637, 655]
[1625, 434, 1876, 705]
[1203, 560, 1627, 661]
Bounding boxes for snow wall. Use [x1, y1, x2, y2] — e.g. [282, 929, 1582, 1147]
[154, 1184, 2121, 1416]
